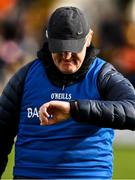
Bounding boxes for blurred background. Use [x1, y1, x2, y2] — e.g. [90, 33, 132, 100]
[0, 0, 135, 179]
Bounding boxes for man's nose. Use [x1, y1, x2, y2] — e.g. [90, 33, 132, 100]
[62, 52, 72, 60]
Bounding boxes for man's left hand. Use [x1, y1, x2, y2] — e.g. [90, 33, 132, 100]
[39, 101, 71, 125]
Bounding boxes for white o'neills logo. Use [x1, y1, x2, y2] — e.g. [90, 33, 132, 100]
[51, 93, 72, 100]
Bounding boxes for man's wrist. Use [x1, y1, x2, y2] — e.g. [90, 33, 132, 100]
[70, 100, 80, 121]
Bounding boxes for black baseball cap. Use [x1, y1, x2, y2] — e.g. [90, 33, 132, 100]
[47, 7, 90, 53]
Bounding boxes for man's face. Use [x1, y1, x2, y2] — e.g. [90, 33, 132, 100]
[51, 31, 93, 74]
[51, 46, 86, 74]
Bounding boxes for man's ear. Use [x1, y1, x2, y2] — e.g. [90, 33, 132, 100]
[86, 29, 93, 47]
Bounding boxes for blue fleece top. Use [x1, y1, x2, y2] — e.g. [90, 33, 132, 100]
[14, 58, 114, 179]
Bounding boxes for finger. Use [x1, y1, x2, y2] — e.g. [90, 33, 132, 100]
[39, 111, 49, 121]
[40, 117, 49, 125]
[39, 108, 50, 126]
[39, 106, 50, 118]
[39, 111, 49, 125]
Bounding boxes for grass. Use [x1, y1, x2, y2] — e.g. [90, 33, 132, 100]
[113, 146, 135, 179]
[2, 146, 135, 179]
[2, 148, 14, 179]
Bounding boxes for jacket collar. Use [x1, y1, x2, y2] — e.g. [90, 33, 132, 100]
[37, 42, 99, 88]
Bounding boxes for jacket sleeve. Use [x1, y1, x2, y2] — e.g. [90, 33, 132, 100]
[70, 63, 135, 130]
[0, 61, 33, 176]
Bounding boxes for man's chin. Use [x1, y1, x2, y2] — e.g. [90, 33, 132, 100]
[61, 69, 76, 74]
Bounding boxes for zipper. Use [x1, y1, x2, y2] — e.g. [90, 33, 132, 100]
[62, 76, 67, 91]
[62, 84, 65, 91]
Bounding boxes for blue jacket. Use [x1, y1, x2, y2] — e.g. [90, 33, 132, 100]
[13, 58, 114, 179]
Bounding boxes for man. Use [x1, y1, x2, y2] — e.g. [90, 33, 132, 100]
[0, 6, 135, 180]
